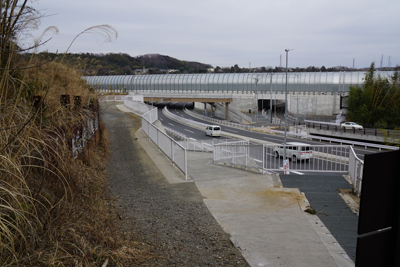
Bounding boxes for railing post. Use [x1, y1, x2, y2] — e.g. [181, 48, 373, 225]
[245, 145, 248, 169]
[263, 144, 266, 173]
[184, 149, 187, 180]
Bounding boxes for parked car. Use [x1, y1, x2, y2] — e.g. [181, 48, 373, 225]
[341, 122, 363, 130]
[205, 125, 221, 137]
[273, 142, 313, 162]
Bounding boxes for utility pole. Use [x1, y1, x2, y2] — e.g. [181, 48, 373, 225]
[254, 76, 259, 116]
[270, 72, 273, 123]
[284, 49, 293, 162]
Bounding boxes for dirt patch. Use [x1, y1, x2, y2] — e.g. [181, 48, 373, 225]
[254, 188, 305, 209]
[338, 189, 360, 205]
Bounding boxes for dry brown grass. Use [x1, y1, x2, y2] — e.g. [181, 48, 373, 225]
[0, 3, 147, 264]
[0, 54, 148, 267]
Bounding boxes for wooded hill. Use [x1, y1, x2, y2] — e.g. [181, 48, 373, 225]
[32, 52, 213, 76]
[32, 52, 400, 76]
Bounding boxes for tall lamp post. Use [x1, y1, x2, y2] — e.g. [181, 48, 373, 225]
[284, 49, 293, 162]
[269, 71, 273, 123]
[296, 75, 299, 134]
[254, 76, 259, 116]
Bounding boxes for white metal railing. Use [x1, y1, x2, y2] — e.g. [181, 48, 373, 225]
[214, 103, 253, 123]
[141, 111, 187, 180]
[270, 129, 399, 151]
[348, 146, 363, 196]
[304, 119, 340, 126]
[123, 98, 155, 118]
[213, 144, 352, 174]
[99, 95, 126, 102]
[183, 108, 254, 131]
[121, 98, 188, 180]
[141, 105, 158, 123]
[166, 107, 210, 129]
[178, 139, 249, 152]
[164, 125, 187, 140]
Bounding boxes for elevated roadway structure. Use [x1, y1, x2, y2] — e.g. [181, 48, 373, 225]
[84, 71, 395, 117]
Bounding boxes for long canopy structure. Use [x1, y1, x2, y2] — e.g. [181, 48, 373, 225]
[83, 71, 395, 94]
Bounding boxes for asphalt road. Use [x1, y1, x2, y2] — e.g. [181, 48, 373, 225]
[155, 102, 378, 176]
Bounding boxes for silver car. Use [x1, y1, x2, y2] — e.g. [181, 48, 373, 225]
[273, 142, 313, 162]
[341, 122, 363, 130]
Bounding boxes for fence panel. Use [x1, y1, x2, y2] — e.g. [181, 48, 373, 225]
[158, 131, 173, 159]
[214, 144, 352, 174]
[178, 139, 248, 152]
[141, 105, 187, 179]
[349, 146, 364, 196]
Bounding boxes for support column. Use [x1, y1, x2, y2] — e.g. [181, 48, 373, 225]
[226, 102, 229, 121]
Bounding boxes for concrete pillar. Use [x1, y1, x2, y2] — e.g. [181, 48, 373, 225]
[226, 102, 229, 120]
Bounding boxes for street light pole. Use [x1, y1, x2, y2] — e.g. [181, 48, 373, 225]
[284, 49, 292, 162]
[270, 72, 273, 123]
[254, 76, 259, 116]
[296, 75, 299, 134]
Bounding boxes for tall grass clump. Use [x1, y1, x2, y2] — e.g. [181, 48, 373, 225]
[0, 1, 146, 266]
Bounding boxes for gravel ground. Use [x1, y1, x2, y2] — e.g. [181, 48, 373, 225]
[102, 103, 249, 266]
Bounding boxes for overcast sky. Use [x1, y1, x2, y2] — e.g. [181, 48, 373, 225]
[29, 0, 400, 69]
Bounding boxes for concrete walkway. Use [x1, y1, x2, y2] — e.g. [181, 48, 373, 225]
[281, 175, 358, 261]
[135, 130, 355, 267]
[117, 104, 355, 266]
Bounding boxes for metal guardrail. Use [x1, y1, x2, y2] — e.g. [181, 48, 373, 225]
[164, 126, 187, 140]
[178, 139, 249, 152]
[304, 119, 340, 126]
[270, 129, 399, 151]
[121, 99, 188, 180]
[213, 143, 352, 174]
[99, 95, 126, 101]
[349, 146, 363, 197]
[183, 108, 255, 131]
[215, 103, 253, 123]
[305, 120, 400, 139]
[178, 106, 397, 152]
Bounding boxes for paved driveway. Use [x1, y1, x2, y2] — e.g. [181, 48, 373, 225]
[280, 174, 358, 262]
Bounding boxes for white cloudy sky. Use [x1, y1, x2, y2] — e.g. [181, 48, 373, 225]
[29, 0, 400, 69]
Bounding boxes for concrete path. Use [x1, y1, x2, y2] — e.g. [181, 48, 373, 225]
[281, 175, 358, 261]
[135, 131, 355, 267]
[118, 104, 355, 266]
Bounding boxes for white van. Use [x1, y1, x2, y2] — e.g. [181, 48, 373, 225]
[205, 125, 221, 137]
[273, 142, 313, 162]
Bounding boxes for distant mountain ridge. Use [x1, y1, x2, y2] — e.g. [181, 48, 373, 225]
[32, 52, 398, 76]
[34, 52, 213, 76]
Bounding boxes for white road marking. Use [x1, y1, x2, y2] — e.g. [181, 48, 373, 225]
[291, 170, 305, 175]
[225, 129, 238, 133]
[168, 123, 175, 126]
[184, 129, 194, 133]
[279, 167, 304, 175]
[263, 136, 283, 142]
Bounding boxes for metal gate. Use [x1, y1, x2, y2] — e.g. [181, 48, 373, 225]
[213, 144, 351, 174]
